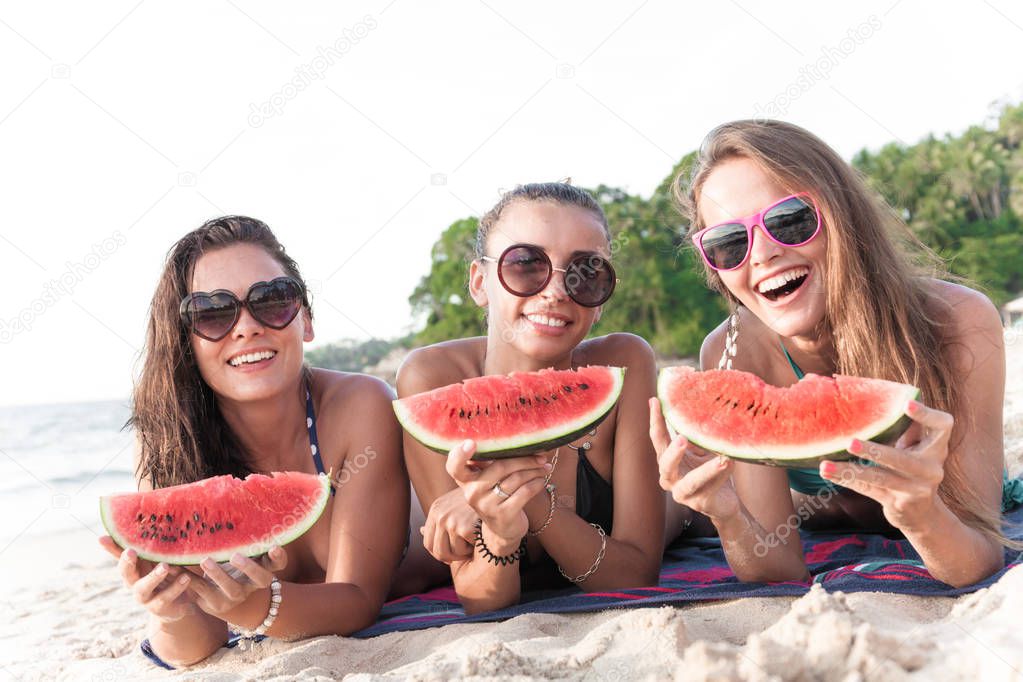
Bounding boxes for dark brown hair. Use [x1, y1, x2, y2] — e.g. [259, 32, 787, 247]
[130, 215, 311, 489]
[676, 120, 1005, 544]
[474, 182, 610, 259]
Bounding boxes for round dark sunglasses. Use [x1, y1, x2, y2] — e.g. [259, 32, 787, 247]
[480, 244, 618, 308]
[691, 194, 822, 271]
[179, 276, 307, 342]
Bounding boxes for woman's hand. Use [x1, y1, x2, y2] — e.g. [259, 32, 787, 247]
[421, 487, 478, 563]
[99, 536, 196, 623]
[820, 399, 952, 532]
[649, 398, 741, 522]
[445, 440, 550, 547]
[186, 547, 288, 620]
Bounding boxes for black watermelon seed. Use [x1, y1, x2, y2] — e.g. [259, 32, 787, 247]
[197, 530, 203, 536]
[141, 531, 148, 539]
[519, 397, 527, 405]
[226, 522, 234, 530]
[185, 520, 191, 530]
[165, 514, 173, 522]
[136, 513, 144, 522]
[579, 383, 589, 390]
[209, 526, 216, 534]
[215, 523, 222, 531]
[563, 385, 572, 393]
[180, 530, 187, 539]
[149, 514, 157, 522]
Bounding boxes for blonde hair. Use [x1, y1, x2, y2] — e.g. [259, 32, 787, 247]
[676, 120, 1007, 546]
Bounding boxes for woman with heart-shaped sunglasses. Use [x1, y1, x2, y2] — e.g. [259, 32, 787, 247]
[99, 216, 409, 667]
[650, 120, 1019, 587]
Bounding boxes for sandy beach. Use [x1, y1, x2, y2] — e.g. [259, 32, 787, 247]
[4, 336, 1021, 681]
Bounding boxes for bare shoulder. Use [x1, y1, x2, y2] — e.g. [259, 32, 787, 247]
[578, 332, 655, 369]
[315, 368, 393, 404]
[395, 337, 484, 396]
[927, 280, 1004, 374]
[699, 308, 774, 375]
[699, 318, 729, 371]
[929, 280, 1002, 336]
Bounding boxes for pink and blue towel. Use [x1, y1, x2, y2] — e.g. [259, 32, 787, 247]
[354, 504, 1023, 638]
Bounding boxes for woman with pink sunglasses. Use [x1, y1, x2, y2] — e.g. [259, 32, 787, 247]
[396, 182, 666, 614]
[651, 120, 1019, 586]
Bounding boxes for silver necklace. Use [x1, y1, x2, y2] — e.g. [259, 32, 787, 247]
[568, 426, 597, 451]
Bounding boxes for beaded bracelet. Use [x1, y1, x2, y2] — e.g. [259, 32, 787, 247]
[558, 523, 607, 584]
[235, 577, 282, 639]
[473, 519, 527, 566]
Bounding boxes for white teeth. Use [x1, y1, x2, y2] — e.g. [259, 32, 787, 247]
[757, 267, 809, 294]
[525, 314, 567, 328]
[228, 350, 277, 367]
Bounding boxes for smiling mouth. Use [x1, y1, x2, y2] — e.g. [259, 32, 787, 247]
[523, 313, 569, 328]
[228, 350, 277, 367]
[756, 267, 809, 302]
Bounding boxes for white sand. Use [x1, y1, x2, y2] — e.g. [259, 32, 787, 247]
[5, 336, 1021, 681]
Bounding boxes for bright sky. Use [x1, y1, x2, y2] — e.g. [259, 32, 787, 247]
[1, 0, 1021, 406]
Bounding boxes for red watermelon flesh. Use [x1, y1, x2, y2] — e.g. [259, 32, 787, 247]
[657, 367, 919, 467]
[394, 365, 625, 459]
[100, 472, 330, 565]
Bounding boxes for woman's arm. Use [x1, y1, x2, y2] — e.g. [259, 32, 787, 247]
[822, 288, 1006, 585]
[658, 322, 809, 584]
[527, 334, 664, 588]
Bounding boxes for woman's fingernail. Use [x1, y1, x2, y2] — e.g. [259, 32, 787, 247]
[907, 400, 920, 414]
[230, 554, 244, 566]
[125, 550, 136, 564]
[201, 558, 215, 570]
[820, 461, 836, 478]
[178, 574, 190, 585]
[849, 439, 862, 454]
[717, 455, 729, 468]
[543, 462, 553, 471]
[462, 440, 473, 451]
[156, 563, 168, 574]
[419, 526, 425, 535]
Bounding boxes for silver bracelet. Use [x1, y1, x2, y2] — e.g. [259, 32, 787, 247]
[558, 523, 607, 584]
[236, 576, 282, 639]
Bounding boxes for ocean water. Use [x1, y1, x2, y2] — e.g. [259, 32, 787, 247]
[0, 399, 135, 549]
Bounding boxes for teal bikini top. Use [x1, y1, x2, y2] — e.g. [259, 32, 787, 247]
[780, 343, 840, 495]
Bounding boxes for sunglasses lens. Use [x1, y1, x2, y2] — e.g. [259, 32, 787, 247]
[188, 293, 239, 341]
[699, 223, 749, 270]
[764, 197, 818, 245]
[566, 255, 616, 306]
[249, 278, 304, 329]
[499, 246, 550, 296]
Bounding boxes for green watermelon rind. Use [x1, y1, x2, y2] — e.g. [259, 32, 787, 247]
[99, 473, 331, 565]
[394, 366, 626, 461]
[657, 368, 920, 468]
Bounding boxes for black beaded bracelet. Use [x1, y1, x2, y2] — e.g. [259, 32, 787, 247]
[473, 519, 527, 566]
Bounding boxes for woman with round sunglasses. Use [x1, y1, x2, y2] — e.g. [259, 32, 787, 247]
[99, 216, 408, 667]
[397, 182, 665, 613]
[650, 120, 1018, 586]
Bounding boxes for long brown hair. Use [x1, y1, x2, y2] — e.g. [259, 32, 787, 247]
[676, 120, 1005, 543]
[130, 216, 312, 489]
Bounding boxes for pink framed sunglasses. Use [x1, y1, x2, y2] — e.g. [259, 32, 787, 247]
[691, 193, 822, 271]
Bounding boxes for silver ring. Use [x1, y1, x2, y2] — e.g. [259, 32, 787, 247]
[492, 483, 511, 499]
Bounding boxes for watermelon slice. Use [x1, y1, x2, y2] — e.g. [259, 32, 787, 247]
[100, 472, 331, 565]
[657, 367, 919, 467]
[394, 366, 625, 459]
